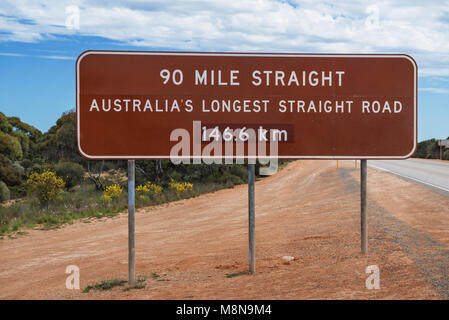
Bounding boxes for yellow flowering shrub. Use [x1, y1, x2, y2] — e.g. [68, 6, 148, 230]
[101, 184, 123, 202]
[169, 180, 193, 193]
[136, 182, 163, 200]
[27, 170, 65, 205]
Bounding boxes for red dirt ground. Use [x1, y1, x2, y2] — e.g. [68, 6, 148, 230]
[1, 160, 448, 299]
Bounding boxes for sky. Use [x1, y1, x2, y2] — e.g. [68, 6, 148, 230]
[0, 0, 448, 141]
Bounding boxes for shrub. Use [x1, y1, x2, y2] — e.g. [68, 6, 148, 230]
[27, 171, 65, 206]
[8, 184, 27, 198]
[230, 165, 248, 180]
[29, 163, 43, 173]
[102, 161, 116, 172]
[413, 138, 442, 159]
[55, 161, 85, 190]
[217, 174, 242, 185]
[136, 181, 163, 200]
[0, 154, 25, 186]
[101, 184, 123, 202]
[20, 159, 33, 172]
[0, 181, 10, 203]
[169, 180, 193, 193]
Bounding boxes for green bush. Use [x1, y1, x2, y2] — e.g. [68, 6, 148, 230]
[55, 161, 85, 190]
[0, 181, 10, 203]
[0, 131, 23, 160]
[219, 174, 243, 185]
[0, 154, 24, 186]
[20, 159, 33, 172]
[230, 165, 248, 180]
[29, 163, 43, 173]
[8, 184, 27, 198]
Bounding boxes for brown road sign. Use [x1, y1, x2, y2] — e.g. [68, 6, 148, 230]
[76, 51, 417, 160]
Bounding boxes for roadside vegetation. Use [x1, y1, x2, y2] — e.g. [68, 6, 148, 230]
[412, 137, 449, 160]
[1, 110, 277, 237]
[83, 275, 151, 293]
[82, 279, 128, 293]
[226, 271, 249, 278]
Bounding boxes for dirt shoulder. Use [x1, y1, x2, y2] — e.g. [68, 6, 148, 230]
[1, 160, 447, 299]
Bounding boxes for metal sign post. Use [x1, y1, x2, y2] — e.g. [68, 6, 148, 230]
[128, 160, 136, 285]
[361, 159, 368, 254]
[248, 163, 256, 274]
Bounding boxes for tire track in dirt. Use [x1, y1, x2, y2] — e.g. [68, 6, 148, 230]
[339, 167, 449, 298]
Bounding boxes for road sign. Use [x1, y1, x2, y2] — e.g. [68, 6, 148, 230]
[438, 139, 449, 148]
[76, 51, 417, 160]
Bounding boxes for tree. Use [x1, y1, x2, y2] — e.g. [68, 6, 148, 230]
[135, 160, 171, 185]
[87, 160, 105, 190]
[38, 111, 80, 163]
[0, 112, 12, 133]
[0, 131, 23, 160]
[7, 116, 42, 141]
[413, 138, 443, 159]
[1, 113, 41, 161]
[55, 161, 85, 190]
[0, 112, 40, 188]
[10, 130, 30, 156]
[425, 139, 439, 158]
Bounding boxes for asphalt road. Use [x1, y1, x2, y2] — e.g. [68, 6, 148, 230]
[369, 159, 449, 195]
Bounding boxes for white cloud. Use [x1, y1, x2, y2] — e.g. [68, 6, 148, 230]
[1, 0, 449, 77]
[0, 52, 27, 57]
[0, 51, 74, 60]
[419, 87, 449, 94]
[39, 55, 75, 60]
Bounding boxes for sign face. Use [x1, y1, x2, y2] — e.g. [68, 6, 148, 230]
[439, 140, 449, 148]
[76, 51, 417, 160]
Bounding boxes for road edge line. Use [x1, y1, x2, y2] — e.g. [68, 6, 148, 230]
[368, 163, 449, 193]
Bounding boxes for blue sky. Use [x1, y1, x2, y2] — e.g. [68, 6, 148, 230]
[1, 0, 448, 141]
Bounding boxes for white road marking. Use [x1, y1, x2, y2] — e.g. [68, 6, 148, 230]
[368, 163, 449, 193]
